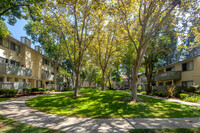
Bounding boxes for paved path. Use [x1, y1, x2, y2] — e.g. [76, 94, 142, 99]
[121, 90, 200, 107]
[0, 93, 200, 133]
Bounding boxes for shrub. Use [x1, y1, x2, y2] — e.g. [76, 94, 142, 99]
[149, 92, 154, 96]
[108, 87, 115, 90]
[158, 92, 163, 97]
[166, 86, 176, 98]
[184, 96, 200, 103]
[22, 88, 32, 94]
[180, 93, 189, 100]
[31, 88, 39, 93]
[137, 85, 142, 92]
[140, 91, 146, 95]
[51, 90, 55, 92]
[45, 91, 51, 93]
[0, 89, 18, 97]
[38, 88, 45, 93]
[184, 86, 196, 93]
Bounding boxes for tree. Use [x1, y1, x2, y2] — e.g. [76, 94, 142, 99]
[116, 0, 182, 101]
[0, 0, 46, 37]
[91, 18, 124, 90]
[24, 21, 65, 91]
[41, 0, 105, 96]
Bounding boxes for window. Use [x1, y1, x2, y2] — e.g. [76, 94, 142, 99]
[0, 38, 3, 45]
[7, 77, 10, 82]
[10, 60, 16, 65]
[182, 81, 193, 89]
[15, 45, 21, 53]
[0, 76, 4, 82]
[15, 78, 18, 82]
[166, 66, 175, 71]
[42, 58, 49, 66]
[182, 61, 193, 71]
[10, 42, 16, 51]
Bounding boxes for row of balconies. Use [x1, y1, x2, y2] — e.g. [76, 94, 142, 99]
[0, 63, 64, 82]
[0, 63, 32, 77]
[141, 71, 182, 82]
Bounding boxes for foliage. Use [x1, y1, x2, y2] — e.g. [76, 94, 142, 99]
[0, 115, 63, 133]
[166, 86, 176, 98]
[137, 85, 142, 92]
[0, 89, 18, 97]
[26, 89, 200, 118]
[0, 19, 10, 38]
[180, 93, 190, 100]
[0, 98, 11, 102]
[140, 91, 146, 95]
[158, 92, 163, 97]
[183, 95, 200, 103]
[22, 88, 32, 94]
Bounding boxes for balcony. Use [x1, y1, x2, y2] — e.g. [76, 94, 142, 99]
[141, 75, 155, 83]
[0, 63, 32, 77]
[155, 71, 181, 81]
[41, 72, 54, 80]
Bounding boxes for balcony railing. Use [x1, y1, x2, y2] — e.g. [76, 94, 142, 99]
[41, 72, 54, 80]
[0, 63, 32, 77]
[155, 71, 181, 81]
[0, 82, 31, 90]
[141, 75, 155, 83]
[152, 85, 182, 94]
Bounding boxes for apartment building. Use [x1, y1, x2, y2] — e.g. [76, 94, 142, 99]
[138, 55, 200, 93]
[0, 35, 65, 90]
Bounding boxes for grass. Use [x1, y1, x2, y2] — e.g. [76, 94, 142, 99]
[26, 89, 200, 118]
[0, 96, 63, 133]
[128, 128, 200, 133]
[0, 98, 11, 102]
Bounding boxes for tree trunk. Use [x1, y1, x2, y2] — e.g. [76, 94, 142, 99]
[102, 70, 105, 91]
[131, 66, 138, 101]
[74, 72, 80, 96]
[146, 74, 151, 94]
[108, 74, 112, 88]
[88, 70, 94, 89]
[53, 64, 57, 91]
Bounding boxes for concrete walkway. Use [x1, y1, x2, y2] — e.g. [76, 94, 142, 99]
[121, 90, 200, 107]
[0, 93, 200, 133]
[137, 93, 200, 107]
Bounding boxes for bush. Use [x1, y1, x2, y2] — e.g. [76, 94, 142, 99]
[22, 88, 32, 94]
[140, 91, 146, 95]
[149, 92, 154, 96]
[0, 89, 18, 97]
[184, 96, 200, 103]
[180, 93, 189, 100]
[137, 85, 142, 92]
[45, 91, 51, 93]
[51, 90, 55, 92]
[31, 88, 39, 93]
[166, 86, 176, 98]
[184, 86, 197, 93]
[38, 88, 45, 93]
[158, 92, 163, 97]
[108, 87, 115, 90]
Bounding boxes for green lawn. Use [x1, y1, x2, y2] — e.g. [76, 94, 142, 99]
[0, 98, 11, 102]
[0, 96, 63, 133]
[26, 89, 200, 118]
[128, 128, 200, 133]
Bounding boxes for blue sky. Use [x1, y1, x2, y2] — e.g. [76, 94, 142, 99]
[6, 18, 29, 41]
[6, 18, 38, 48]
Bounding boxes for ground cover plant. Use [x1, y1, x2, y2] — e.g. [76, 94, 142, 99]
[26, 89, 200, 118]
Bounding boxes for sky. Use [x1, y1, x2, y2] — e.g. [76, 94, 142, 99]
[6, 18, 37, 49]
[6, 18, 29, 41]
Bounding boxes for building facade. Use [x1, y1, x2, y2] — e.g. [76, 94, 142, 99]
[138, 55, 200, 93]
[0, 35, 65, 90]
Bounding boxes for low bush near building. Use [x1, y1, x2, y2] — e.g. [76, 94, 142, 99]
[184, 95, 200, 103]
[140, 91, 146, 95]
[166, 86, 176, 98]
[137, 85, 142, 92]
[0, 89, 18, 97]
[158, 92, 163, 97]
[180, 93, 189, 100]
[22, 88, 32, 94]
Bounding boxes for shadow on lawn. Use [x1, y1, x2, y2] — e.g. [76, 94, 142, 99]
[26, 89, 200, 118]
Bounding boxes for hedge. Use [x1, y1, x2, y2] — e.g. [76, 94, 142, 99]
[0, 89, 18, 97]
